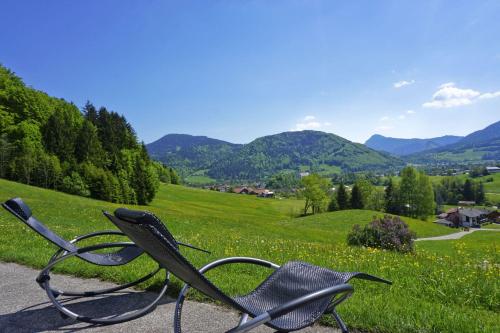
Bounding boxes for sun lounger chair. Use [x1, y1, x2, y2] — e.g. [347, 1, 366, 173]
[100, 208, 391, 333]
[1, 197, 209, 324]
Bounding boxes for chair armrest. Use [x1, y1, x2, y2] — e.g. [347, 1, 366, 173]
[199, 257, 280, 274]
[38, 242, 137, 282]
[69, 230, 127, 244]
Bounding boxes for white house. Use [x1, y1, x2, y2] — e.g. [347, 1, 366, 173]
[486, 166, 500, 174]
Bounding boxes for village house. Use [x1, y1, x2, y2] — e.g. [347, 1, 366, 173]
[486, 166, 500, 174]
[436, 207, 491, 228]
[232, 187, 274, 198]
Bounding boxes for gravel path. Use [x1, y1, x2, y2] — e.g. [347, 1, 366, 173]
[0, 262, 337, 333]
[415, 228, 500, 241]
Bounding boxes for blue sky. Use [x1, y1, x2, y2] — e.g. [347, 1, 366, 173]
[1, 1, 499, 144]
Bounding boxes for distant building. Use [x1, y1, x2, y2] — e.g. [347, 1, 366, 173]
[436, 207, 490, 228]
[459, 208, 489, 227]
[234, 187, 250, 194]
[232, 187, 274, 198]
[486, 166, 500, 174]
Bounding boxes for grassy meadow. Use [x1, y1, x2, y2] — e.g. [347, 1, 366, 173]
[0, 178, 498, 333]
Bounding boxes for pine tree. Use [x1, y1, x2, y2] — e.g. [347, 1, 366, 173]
[83, 101, 98, 125]
[43, 107, 80, 162]
[475, 182, 485, 204]
[463, 179, 474, 201]
[328, 196, 339, 211]
[384, 178, 400, 214]
[75, 120, 104, 165]
[336, 182, 350, 210]
[350, 183, 364, 209]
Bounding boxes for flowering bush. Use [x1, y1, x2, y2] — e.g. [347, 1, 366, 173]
[347, 215, 416, 253]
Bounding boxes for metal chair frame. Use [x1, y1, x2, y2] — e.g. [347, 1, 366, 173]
[2, 198, 209, 325]
[107, 208, 391, 333]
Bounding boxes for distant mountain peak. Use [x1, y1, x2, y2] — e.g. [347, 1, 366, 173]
[365, 134, 464, 156]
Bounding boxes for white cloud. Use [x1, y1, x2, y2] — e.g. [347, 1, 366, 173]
[406, 110, 416, 114]
[380, 116, 390, 121]
[393, 80, 415, 88]
[375, 125, 394, 132]
[423, 82, 500, 108]
[291, 116, 332, 131]
[479, 91, 500, 100]
[398, 115, 406, 120]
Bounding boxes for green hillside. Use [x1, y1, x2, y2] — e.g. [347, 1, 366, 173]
[0, 179, 498, 333]
[0, 64, 169, 205]
[148, 131, 403, 182]
[147, 134, 241, 178]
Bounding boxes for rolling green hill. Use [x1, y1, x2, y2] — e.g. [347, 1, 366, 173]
[147, 134, 241, 178]
[0, 178, 497, 333]
[148, 131, 403, 182]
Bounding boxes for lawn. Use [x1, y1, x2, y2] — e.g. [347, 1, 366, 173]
[0, 178, 498, 333]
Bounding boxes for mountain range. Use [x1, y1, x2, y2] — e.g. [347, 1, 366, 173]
[406, 120, 500, 163]
[365, 134, 463, 156]
[147, 131, 401, 182]
[147, 120, 500, 182]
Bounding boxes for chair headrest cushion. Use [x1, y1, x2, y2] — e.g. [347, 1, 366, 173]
[3, 197, 32, 220]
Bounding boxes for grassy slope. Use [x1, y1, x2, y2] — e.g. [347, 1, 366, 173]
[0, 178, 498, 333]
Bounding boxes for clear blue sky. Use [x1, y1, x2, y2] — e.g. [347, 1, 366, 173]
[1, 1, 500, 144]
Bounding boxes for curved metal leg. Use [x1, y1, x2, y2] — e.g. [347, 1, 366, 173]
[38, 243, 170, 325]
[173, 284, 189, 333]
[43, 266, 163, 298]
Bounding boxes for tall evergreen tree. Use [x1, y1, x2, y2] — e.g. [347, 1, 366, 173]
[43, 107, 80, 162]
[384, 178, 400, 214]
[82, 101, 98, 125]
[463, 179, 474, 201]
[328, 196, 339, 211]
[475, 182, 485, 204]
[336, 181, 350, 210]
[75, 120, 104, 165]
[350, 183, 364, 209]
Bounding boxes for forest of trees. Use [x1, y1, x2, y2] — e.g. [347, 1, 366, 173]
[383, 166, 435, 219]
[0, 64, 178, 204]
[434, 177, 485, 208]
[301, 166, 435, 219]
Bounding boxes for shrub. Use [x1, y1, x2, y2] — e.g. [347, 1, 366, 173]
[347, 215, 416, 253]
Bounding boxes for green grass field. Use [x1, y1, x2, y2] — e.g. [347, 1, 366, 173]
[0, 178, 498, 333]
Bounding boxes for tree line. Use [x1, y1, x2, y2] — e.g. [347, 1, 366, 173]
[0, 64, 179, 204]
[301, 166, 435, 220]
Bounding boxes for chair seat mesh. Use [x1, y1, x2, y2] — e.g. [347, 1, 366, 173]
[234, 261, 357, 331]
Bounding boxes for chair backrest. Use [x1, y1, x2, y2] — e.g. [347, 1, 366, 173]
[2, 198, 77, 252]
[105, 208, 237, 307]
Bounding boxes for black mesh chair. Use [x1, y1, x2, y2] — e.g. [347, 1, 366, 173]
[101, 208, 391, 333]
[1, 197, 209, 325]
